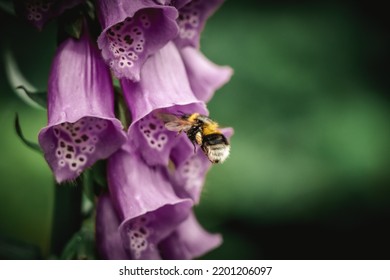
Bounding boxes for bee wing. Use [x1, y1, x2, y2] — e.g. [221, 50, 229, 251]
[156, 112, 192, 132]
[156, 112, 178, 123]
[164, 121, 192, 132]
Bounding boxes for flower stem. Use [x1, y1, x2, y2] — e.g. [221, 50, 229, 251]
[50, 180, 82, 256]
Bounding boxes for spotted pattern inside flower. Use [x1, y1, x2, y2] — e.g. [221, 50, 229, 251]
[138, 114, 168, 151]
[106, 13, 152, 70]
[127, 216, 150, 259]
[179, 155, 203, 192]
[52, 117, 108, 174]
[177, 0, 201, 39]
[25, 0, 54, 22]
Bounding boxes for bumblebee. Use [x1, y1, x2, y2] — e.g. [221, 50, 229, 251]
[158, 112, 230, 164]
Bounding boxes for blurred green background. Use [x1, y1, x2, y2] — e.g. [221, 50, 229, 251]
[1, 0, 389, 259]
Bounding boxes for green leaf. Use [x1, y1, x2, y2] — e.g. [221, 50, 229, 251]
[63, 16, 83, 39]
[16, 86, 47, 109]
[82, 170, 95, 203]
[82, 160, 107, 204]
[90, 160, 107, 189]
[85, 0, 96, 21]
[60, 220, 95, 260]
[14, 113, 42, 154]
[114, 85, 131, 128]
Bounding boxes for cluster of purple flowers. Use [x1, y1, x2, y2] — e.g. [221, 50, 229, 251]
[17, 0, 233, 259]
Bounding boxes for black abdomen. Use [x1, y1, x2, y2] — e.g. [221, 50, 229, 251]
[202, 133, 229, 146]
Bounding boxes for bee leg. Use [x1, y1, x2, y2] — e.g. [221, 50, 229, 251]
[176, 130, 183, 137]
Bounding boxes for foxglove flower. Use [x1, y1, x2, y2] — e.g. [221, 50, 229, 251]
[96, 0, 179, 81]
[96, 194, 129, 259]
[13, 0, 85, 30]
[114, 39, 230, 259]
[38, 24, 127, 183]
[180, 47, 233, 102]
[159, 212, 222, 259]
[174, 0, 225, 49]
[107, 144, 193, 259]
[13, 0, 232, 261]
[120, 41, 207, 167]
[96, 194, 221, 260]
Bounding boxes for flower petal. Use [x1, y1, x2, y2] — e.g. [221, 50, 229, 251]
[38, 25, 127, 183]
[180, 47, 233, 102]
[159, 212, 222, 259]
[13, 0, 84, 30]
[170, 137, 210, 203]
[174, 0, 225, 49]
[96, 0, 178, 81]
[107, 148, 193, 259]
[121, 41, 207, 166]
[96, 194, 130, 260]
